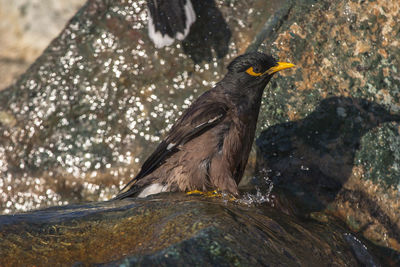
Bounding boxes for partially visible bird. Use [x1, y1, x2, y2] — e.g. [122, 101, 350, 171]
[147, 0, 196, 48]
[115, 52, 294, 199]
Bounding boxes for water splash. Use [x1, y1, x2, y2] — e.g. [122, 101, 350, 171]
[238, 170, 275, 206]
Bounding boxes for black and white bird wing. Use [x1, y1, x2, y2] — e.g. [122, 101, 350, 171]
[115, 94, 228, 198]
[147, 0, 196, 48]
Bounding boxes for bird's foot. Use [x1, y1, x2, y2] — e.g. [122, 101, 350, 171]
[186, 190, 236, 201]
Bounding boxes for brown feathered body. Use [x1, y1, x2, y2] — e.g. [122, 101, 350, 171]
[116, 53, 279, 199]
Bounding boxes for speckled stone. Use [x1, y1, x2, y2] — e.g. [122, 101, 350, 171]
[255, 0, 400, 253]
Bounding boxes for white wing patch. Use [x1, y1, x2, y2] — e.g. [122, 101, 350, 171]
[147, 9, 175, 48]
[195, 114, 223, 129]
[167, 143, 176, 150]
[176, 0, 196, 40]
[147, 0, 196, 48]
[208, 114, 223, 124]
[138, 183, 169, 198]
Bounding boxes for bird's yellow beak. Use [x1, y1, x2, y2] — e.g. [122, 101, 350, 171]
[265, 62, 295, 75]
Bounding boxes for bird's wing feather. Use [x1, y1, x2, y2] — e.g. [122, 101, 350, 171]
[116, 94, 228, 197]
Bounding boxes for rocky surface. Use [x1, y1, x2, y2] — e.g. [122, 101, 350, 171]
[0, 194, 384, 266]
[256, 0, 400, 254]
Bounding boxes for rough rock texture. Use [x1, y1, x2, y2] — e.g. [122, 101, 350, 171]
[0, 0, 279, 214]
[0, 0, 85, 90]
[256, 0, 400, 253]
[0, 194, 383, 266]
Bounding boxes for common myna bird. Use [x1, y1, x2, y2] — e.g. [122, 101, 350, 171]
[147, 0, 196, 48]
[115, 52, 294, 199]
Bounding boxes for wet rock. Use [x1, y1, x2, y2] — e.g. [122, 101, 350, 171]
[0, 0, 279, 214]
[0, 194, 381, 266]
[255, 0, 400, 254]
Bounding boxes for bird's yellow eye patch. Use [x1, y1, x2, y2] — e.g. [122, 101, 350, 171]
[245, 66, 263, 76]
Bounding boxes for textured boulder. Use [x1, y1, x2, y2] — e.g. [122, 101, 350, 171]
[255, 0, 400, 253]
[0, 194, 383, 266]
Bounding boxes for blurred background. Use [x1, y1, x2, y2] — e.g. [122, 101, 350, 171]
[0, 0, 85, 90]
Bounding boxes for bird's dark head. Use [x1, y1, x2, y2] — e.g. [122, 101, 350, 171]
[225, 52, 295, 89]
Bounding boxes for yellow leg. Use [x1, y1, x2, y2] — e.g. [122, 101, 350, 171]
[186, 190, 203, 195]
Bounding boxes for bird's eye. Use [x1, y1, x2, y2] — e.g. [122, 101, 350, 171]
[245, 66, 263, 76]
